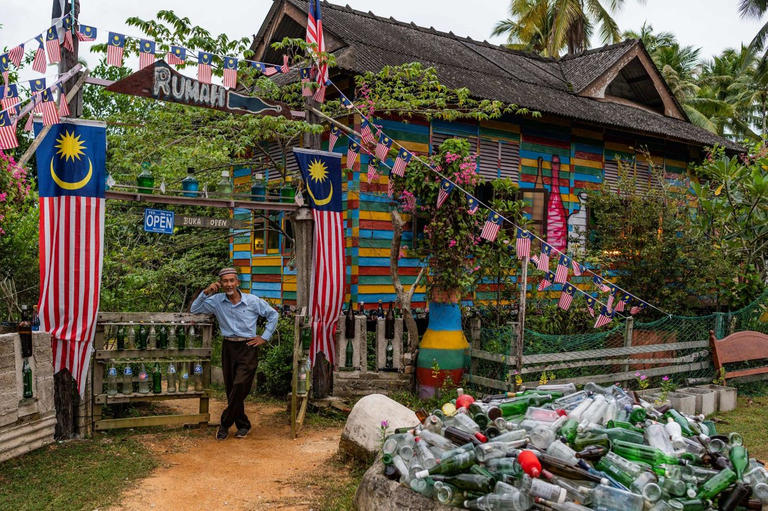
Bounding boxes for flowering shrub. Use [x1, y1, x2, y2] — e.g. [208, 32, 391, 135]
[0, 150, 32, 236]
[635, 371, 649, 390]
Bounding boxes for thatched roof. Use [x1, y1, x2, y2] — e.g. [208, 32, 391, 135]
[253, 0, 742, 152]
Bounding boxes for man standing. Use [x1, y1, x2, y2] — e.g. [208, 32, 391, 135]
[191, 267, 279, 440]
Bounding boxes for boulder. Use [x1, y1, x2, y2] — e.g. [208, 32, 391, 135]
[354, 457, 455, 511]
[338, 393, 419, 461]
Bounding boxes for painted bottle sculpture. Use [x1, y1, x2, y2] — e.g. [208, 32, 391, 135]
[546, 155, 568, 253]
[416, 291, 469, 399]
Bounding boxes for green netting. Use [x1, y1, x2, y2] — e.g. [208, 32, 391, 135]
[467, 290, 768, 391]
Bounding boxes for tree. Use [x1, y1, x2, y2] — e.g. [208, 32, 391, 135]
[492, 0, 628, 57]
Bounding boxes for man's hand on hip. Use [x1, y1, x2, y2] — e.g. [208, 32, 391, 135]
[246, 336, 266, 347]
[204, 282, 221, 296]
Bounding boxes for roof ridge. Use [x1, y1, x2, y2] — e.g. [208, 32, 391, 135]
[286, 0, 559, 63]
[559, 39, 638, 61]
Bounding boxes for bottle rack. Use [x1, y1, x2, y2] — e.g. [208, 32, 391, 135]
[92, 312, 214, 431]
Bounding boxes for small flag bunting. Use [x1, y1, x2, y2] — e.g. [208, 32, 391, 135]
[340, 96, 354, 109]
[554, 254, 570, 284]
[300, 67, 312, 96]
[630, 301, 647, 315]
[76, 25, 97, 42]
[8, 45, 24, 68]
[346, 140, 360, 169]
[0, 109, 19, 150]
[33, 35, 47, 73]
[392, 148, 411, 177]
[606, 285, 618, 310]
[615, 292, 631, 313]
[516, 228, 531, 260]
[594, 306, 614, 328]
[139, 40, 156, 70]
[367, 156, 380, 182]
[572, 260, 583, 276]
[467, 196, 478, 215]
[39, 89, 59, 126]
[593, 275, 610, 293]
[0, 84, 20, 110]
[58, 87, 69, 117]
[62, 16, 74, 52]
[436, 178, 454, 209]
[29, 78, 47, 94]
[0, 55, 8, 93]
[481, 211, 503, 242]
[585, 295, 597, 317]
[537, 243, 552, 271]
[328, 126, 340, 152]
[538, 271, 555, 291]
[558, 283, 576, 310]
[375, 133, 393, 160]
[223, 56, 238, 89]
[281, 54, 290, 73]
[167, 45, 186, 65]
[106, 32, 125, 67]
[45, 26, 61, 64]
[360, 120, 375, 145]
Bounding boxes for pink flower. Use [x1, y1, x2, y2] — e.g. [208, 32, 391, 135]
[473, 265, 480, 272]
[398, 248, 407, 260]
[0, 192, 6, 202]
[662, 376, 670, 382]
[380, 420, 389, 428]
[640, 375, 647, 381]
[448, 240, 457, 248]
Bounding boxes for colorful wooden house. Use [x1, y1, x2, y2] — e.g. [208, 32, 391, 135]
[242, 0, 741, 310]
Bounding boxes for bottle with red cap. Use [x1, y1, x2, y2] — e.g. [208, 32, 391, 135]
[517, 450, 542, 478]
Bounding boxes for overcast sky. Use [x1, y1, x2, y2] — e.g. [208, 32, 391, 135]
[2, 0, 765, 82]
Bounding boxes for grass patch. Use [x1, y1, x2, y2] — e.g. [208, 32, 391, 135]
[301, 453, 367, 511]
[0, 433, 157, 511]
[711, 395, 768, 460]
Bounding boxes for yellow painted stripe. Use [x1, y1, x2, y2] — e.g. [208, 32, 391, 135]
[283, 282, 297, 292]
[521, 158, 552, 170]
[252, 256, 282, 267]
[480, 119, 521, 134]
[572, 157, 603, 170]
[233, 243, 250, 252]
[358, 284, 426, 294]
[359, 247, 391, 257]
[359, 210, 394, 221]
[400, 141, 429, 153]
[665, 158, 687, 169]
[420, 329, 469, 350]
[571, 127, 603, 140]
[604, 141, 632, 153]
[283, 275, 296, 284]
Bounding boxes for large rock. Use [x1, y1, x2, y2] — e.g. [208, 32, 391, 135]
[355, 457, 456, 511]
[338, 393, 419, 461]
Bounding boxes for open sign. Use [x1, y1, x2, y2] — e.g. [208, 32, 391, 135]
[143, 208, 175, 234]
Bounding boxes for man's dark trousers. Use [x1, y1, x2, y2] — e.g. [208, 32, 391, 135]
[220, 340, 259, 430]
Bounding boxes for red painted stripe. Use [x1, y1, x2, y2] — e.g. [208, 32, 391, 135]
[358, 266, 422, 276]
[522, 134, 570, 150]
[573, 151, 603, 162]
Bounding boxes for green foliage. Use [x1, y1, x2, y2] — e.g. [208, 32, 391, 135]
[258, 315, 295, 397]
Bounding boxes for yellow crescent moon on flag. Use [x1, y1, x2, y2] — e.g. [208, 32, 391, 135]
[306, 159, 333, 206]
[307, 181, 332, 206]
[50, 157, 93, 190]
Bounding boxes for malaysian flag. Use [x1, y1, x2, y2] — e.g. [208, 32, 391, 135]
[0, 55, 8, 92]
[46, 26, 61, 64]
[39, 89, 60, 126]
[340, 96, 354, 110]
[223, 56, 238, 89]
[606, 285, 617, 310]
[346, 140, 360, 169]
[8, 44, 24, 67]
[264, 65, 279, 77]
[139, 40, 156, 70]
[538, 271, 554, 291]
[306, 0, 328, 101]
[300, 67, 312, 96]
[437, 178, 454, 208]
[106, 32, 125, 67]
[538, 242, 552, 271]
[558, 283, 576, 310]
[630, 301, 647, 315]
[392, 148, 412, 177]
[62, 15, 74, 52]
[481, 211, 503, 242]
[293, 148, 345, 366]
[516, 228, 531, 259]
[367, 156, 379, 183]
[375, 133, 393, 160]
[76, 25, 97, 42]
[313, 82, 327, 104]
[58, 86, 70, 117]
[594, 306, 614, 328]
[360, 119, 376, 146]
[33, 35, 47, 73]
[572, 260, 583, 276]
[195, 51, 212, 83]
[167, 45, 186, 66]
[0, 110, 18, 150]
[467, 196, 478, 215]
[0, 84, 20, 110]
[328, 126, 340, 151]
[35, 119, 107, 396]
[585, 295, 597, 317]
[593, 275, 610, 293]
[615, 292, 632, 313]
[281, 54, 290, 73]
[554, 254, 570, 284]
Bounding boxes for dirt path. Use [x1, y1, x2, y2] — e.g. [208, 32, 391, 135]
[108, 399, 345, 511]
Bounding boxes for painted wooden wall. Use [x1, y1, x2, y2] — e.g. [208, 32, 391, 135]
[234, 114, 692, 308]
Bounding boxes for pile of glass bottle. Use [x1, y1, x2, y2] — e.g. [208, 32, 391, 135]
[382, 382, 768, 511]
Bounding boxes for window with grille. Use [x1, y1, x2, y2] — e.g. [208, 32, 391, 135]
[499, 141, 520, 181]
[477, 138, 500, 180]
[431, 131, 452, 154]
[603, 158, 619, 190]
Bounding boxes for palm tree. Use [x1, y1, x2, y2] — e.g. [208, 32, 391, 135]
[739, 0, 768, 55]
[492, 0, 627, 57]
[622, 22, 675, 55]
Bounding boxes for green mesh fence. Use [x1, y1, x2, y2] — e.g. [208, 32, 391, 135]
[467, 290, 768, 392]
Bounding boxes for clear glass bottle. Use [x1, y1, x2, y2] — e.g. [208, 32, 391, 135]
[122, 364, 134, 394]
[148, 322, 156, 350]
[138, 364, 150, 393]
[193, 360, 203, 391]
[127, 321, 136, 349]
[178, 362, 189, 392]
[107, 364, 118, 395]
[22, 358, 33, 398]
[167, 362, 177, 393]
[217, 170, 232, 196]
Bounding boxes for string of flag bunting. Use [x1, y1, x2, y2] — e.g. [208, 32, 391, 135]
[318, 78, 665, 329]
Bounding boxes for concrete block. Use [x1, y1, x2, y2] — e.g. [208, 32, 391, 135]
[697, 384, 738, 412]
[668, 392, 696, 415]
[679, 387, 717, 416]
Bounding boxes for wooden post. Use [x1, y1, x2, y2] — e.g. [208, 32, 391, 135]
[623, 316, 634, 374]
[516, 256, 528, 373]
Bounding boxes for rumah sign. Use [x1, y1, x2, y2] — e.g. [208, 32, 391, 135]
[106, 60, 293, 119]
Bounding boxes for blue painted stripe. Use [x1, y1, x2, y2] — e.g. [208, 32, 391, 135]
[426, 302, 463, 331]
[432, 119, 478, 136]
[359, 230, 413, 241]
[359, 192, 394, 203]
[233, 167, 251, 178]
[573, 142, 603, 154]
[250, 281, 282, 291]
[238, 273, 251, 282]
[377, 118, 429, 136]
[359, 257, 422, 267]
[233, 251, 251, 259]
[358, 293, 427, 303]
[251, 289, 282, 299]
[519, 149, 571, 165]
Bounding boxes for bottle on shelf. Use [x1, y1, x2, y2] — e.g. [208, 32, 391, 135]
[127, 321, 136, 349]
[250, 173, 266, 202]
[31, 305, 40, 331]
[193, 360, 203, 391]
[176, 322, 187, 350]
[122, 364, 134, 394]
[217, 170, 233, 196]
[377, 299, 385, 319]
[107, 364, 118, 395]
[297, 357, 310, 395]
[151, 362, 162, 394]
[136, 324, 148, 350]
[18, 304, 32, 358]
[168, 324, 176, 346]
[138, 364, 150, 393]
[181, 167, 199, 197]
[167, 362, 177, 393]
[116, 325, 126, 351]
[280, 176, 295, 203]
[22, 358, 33, 398]
[137, 161, 154, 194]
[156, 325, 168, 350]
[148, 322, 156, 350]
[179, 362, 189, 392]
[385, 302, 395, 339]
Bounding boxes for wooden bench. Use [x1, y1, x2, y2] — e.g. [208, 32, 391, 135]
[709, 329, 768, 381]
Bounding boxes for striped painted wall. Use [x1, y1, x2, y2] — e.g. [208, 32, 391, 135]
[238, 115, 692, 307]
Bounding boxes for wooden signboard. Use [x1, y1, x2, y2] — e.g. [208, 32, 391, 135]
[105, 60, 293, 119]
[174, 215, 248, 229]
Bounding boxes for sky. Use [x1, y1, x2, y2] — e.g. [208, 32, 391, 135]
[1, 0, 765, 80]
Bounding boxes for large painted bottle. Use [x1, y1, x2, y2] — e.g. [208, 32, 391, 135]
[416, 289, 469, 399]
[546, 155, 568, 253]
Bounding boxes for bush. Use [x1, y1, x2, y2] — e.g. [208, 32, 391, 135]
[258, 315, 295, 397]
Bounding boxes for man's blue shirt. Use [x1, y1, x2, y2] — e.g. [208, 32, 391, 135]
[191, 290, 279, 340]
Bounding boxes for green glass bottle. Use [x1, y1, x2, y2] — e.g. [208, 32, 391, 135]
[280, 176, 295, 203]
[606, 420, 644, 433]
[573, 432, 611, 451]
[696, 468, 737, 499]
[729, 444, 748, 480]
[560, 418, 579, 445]
[176, 323, 187, 350]
[301, 325, 311, 351]
[137, 324, 148, 350]
[116, 325, 126, 351]
[678, 499, 712, 511]
[217, 170, 233, 196]
[156, 325, 168, 349]
[22, 358, 33, 398]
[414, 451, 476, 478]
[152, 362, 162, 394]
[664, 409, 695, 437]
[499, 395, 551, 418]
[586, 425, 645, 445]
[137, 161, 154, 194]
[611, 440, 679, 467]
[431, 474, 494, 493]
[629, 406, 647, 424]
